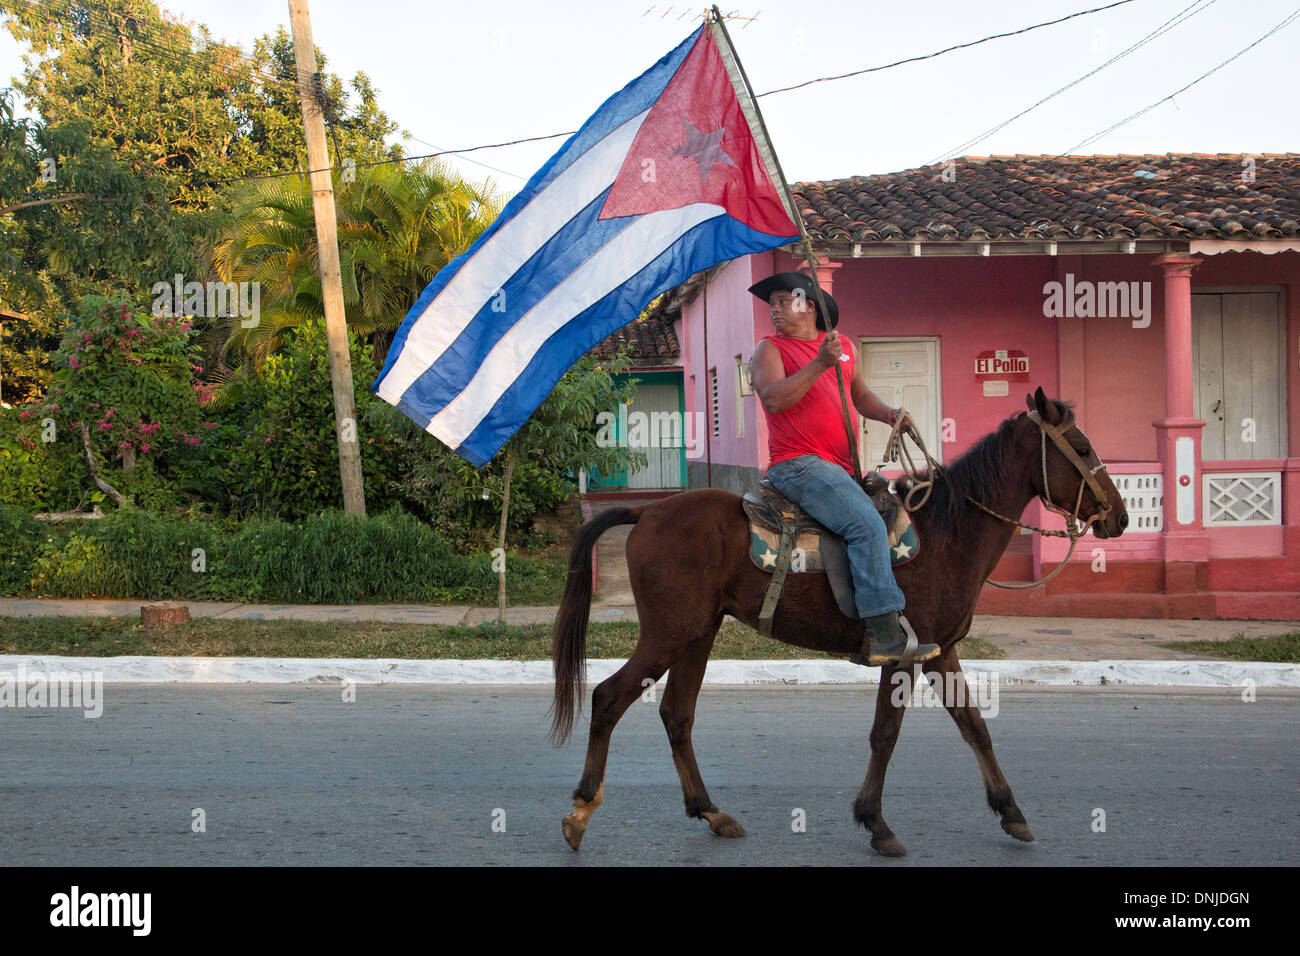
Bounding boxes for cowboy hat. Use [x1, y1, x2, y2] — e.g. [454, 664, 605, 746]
[747, 271, 839, 330]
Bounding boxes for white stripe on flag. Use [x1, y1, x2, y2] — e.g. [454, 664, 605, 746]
[426, 202, 724, 450]
[376, 109, 651, 405]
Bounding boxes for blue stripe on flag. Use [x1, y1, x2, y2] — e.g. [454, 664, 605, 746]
[451, 213, 794, 466]
[373, 29, 699, 389]
[391, 186, 635, 420]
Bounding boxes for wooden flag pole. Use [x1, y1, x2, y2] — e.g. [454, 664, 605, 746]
[709, 7, 863, 484]
[288, 0, 367, 518]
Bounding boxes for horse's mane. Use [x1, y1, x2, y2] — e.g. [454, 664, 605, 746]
[901, 400, 1074, 539]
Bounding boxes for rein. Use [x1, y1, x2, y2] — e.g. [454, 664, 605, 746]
[875, 409, 1112, 590]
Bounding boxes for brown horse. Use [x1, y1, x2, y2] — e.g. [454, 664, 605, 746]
[550, 388, 1128, 856]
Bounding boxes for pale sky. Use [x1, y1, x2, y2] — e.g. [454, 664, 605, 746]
[3, 0, 1297, 198]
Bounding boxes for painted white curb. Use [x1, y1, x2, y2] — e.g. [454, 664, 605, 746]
[0, 656, 1296, 687]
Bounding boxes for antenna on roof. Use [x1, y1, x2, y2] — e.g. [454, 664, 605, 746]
[643, 7, 760, 26]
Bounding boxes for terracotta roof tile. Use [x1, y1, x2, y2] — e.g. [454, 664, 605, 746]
[795, 154, 1300, 243]
[588, 297, 681, 365]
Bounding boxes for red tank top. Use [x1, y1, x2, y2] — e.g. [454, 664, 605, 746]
[762, 333, 858, 474]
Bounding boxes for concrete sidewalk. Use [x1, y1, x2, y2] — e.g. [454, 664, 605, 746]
[0, 597, 1295, 662]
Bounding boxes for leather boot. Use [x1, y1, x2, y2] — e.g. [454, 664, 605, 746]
[851, 612, 939, 667]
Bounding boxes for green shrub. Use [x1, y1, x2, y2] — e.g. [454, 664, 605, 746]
[0, 405, 83, 511]
[93, 508, 217, 599]
[221, 320, 406, 522]
[0, 505, 44, 594]
[28, 528, 122, 598]
[5, 504, 564, 605]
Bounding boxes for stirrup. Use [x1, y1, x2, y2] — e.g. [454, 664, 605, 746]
[849, 619, 913, 667]
[898, 632, 919, 669]
[864, 615, 939, 667]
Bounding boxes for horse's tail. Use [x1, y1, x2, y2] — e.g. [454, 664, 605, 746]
[549, 506, 642, 746]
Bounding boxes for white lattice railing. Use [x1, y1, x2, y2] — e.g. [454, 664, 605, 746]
[1203, 472, 1282, 526]
[1109, 473, 1163, 532]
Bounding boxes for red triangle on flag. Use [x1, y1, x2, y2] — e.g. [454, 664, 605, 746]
[598, 28, 797, 237]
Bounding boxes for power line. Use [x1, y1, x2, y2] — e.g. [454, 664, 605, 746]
[397, 132, 548, 182]
[202, 138, 557, 188]
[927, 0, 1215, 166]
[756, 0, 1139, 97]
[4, 0, 1176, 196]
[1062, 5, 1300, 153]
[294, 0, 1145, 183]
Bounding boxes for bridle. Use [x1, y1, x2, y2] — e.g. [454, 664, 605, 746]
[880, 409, 1115, 590]
[966, 409, 1112, 588]
[978, 409, 1112, 533]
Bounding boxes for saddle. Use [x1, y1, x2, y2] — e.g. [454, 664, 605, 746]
[741, 473, 919, 636]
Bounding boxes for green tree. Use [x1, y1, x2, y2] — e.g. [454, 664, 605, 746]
[1, 89, 187, 404]
[1, 0, 401, 213]
[0, 0, 404, 399]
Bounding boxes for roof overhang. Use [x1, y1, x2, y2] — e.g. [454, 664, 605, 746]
[1188, 240, 1300, 256]
[792, 239, 1299, 259]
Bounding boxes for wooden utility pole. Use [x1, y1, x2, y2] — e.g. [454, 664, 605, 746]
[287, 0, 366, 518]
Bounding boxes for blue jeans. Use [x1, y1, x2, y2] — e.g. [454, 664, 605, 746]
[766, 455, 905, 619]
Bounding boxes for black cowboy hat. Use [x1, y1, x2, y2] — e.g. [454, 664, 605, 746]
[748, 271, 839, 331]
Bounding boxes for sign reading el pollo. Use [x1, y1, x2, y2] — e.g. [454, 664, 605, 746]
[975, 349, 1029, 382]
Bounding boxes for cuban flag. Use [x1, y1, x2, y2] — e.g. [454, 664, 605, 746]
[373, 22, 801, 466]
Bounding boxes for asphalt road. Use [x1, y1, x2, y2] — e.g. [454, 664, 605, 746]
[1, 684, 1296, 866]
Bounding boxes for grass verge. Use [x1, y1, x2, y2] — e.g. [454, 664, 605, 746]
[0, 615, 1006, 661]
[1163, 632, 1300, 663]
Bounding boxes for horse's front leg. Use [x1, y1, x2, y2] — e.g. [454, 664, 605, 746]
[923, 648, 1033, 843]
[852, 663, 909, 857]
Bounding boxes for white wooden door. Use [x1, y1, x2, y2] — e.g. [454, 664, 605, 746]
[1192, 293, 1285, 460]
[627, 384, 684, 489]
[860, 339, 942, 470]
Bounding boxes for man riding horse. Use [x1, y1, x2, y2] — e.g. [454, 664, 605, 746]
[747, 271, 940, 667]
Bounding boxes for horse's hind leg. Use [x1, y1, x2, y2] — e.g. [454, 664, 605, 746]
[851, 665, 910, 857]
[562, 643, 674, 851]
[659, 624, 745, 838]
[925, 649, 1033, 843]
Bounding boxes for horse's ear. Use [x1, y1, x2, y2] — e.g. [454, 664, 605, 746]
[1025, 392, 1035, 412]
[1033, 386, 1062, 425]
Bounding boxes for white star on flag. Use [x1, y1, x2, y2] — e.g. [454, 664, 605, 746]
[671, 119, 737, 182]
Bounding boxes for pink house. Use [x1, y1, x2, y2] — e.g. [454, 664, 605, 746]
[672, 154, 1300, 619]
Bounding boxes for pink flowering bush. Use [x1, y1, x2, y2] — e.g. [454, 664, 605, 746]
[34, 296, 220, 510]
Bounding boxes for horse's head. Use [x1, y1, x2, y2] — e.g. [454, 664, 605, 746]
[1023, 387, 1128, 539]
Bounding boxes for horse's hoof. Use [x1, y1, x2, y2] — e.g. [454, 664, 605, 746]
[1002, 821, 1034, 843]
[872, 835, 907, 857]
[703, 811, 746, 838]
[562, 813, 587, 851]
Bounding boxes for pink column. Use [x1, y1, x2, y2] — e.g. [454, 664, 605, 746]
[800, 257, 842, 298]
[1151, 254, 1207, 567]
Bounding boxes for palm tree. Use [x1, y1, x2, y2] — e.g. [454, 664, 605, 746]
[207, 158, 504, 373]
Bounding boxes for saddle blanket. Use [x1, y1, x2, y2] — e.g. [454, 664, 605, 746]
[741, 476, 920, 622]
[745, 488, 920, 573]
[749, 523, 918, 573]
